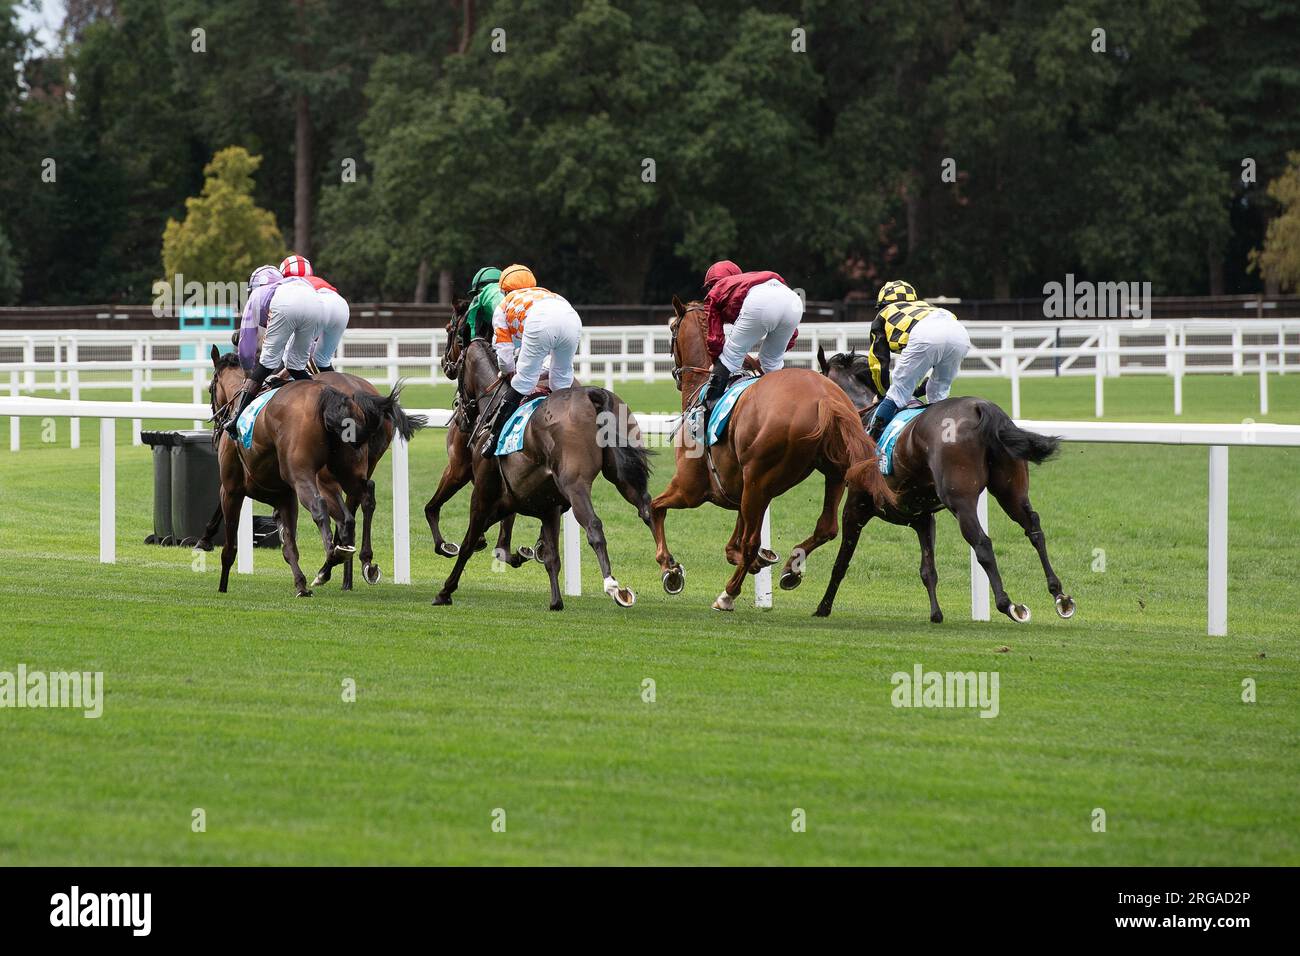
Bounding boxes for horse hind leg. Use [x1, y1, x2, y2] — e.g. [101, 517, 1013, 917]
[949, 492, 1030, 624]
[781, 476, 844, 591]
[278, 496, 312, 597]
[989, 465, 1073, 619]
[715, 482, 775, 611]
[361, 479, 381, 584]
[539, 507, 564, 610]
[913, 512, 943, 623]
[563, 475, 635, 608]
[813, 489, 874, 617]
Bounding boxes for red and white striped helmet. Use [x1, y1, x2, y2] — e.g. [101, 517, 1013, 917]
[279, 254, 313, 277]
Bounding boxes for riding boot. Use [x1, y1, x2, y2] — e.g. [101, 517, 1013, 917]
[315, 364, 334, 375]
[701, 358, 730, 412]
[287, 367, 311, 381]
[867, 396, 899, 444]
[225, 362, 275, 438]
[483, 385, 526, 456]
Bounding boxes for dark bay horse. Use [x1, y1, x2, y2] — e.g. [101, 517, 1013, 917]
[816, 347, 1074, 623]
[431, 338, 654, 610]
[653, 297, 895, 612]
[208, 347, 424, 596]
[423, 299, 531, 566]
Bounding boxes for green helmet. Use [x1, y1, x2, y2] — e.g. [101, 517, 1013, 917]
[470, 266, 501, 292]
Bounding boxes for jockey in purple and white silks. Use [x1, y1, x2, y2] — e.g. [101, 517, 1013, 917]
[224, 264, 324, 438]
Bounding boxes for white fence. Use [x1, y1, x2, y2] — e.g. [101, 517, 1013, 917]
[3, 396, 1297, 636]
[3, 318, 1298, 449]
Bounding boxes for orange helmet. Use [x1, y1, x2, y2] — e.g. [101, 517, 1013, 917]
[499, 264, 536, 293]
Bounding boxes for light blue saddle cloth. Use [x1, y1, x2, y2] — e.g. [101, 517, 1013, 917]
[706, 376, 761, 446]
[495, 397, 546, 456]
[236, 390, 277, 449]
[878, 407, 927, 475]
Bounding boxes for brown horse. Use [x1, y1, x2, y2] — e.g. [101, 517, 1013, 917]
[431, 338, 654, 610]
[423, 299, 531, 566]
[208, 347, 424, 596]
[653, 297, 895, 611]
[815, 347, 1074, 623]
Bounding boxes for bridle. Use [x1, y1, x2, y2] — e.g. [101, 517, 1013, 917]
[441, 300, 472, 381]
[669, 303, 714, 391]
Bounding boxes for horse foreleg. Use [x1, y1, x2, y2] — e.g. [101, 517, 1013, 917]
[651, 474, 707, 595]
[217, 485, 244, 593]
[424, 453, 472, 558]
[196, 501, 224, 552]
[913, 513, 942, 623]
[813, 490, 874, 617]
[432, 486, 501, 606]
[780, 476, 845, 590]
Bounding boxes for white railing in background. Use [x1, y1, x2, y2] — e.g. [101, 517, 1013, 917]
[2, 317, 1297, 447]
[3, 396, 1297, 636]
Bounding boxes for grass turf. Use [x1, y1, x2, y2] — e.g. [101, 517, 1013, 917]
[0, 372, 1297, 865]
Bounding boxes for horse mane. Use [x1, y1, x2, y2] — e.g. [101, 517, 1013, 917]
[209, 351, 245, 446]
[827, 350, 874, 387]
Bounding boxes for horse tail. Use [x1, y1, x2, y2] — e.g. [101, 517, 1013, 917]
[816, 397, 897, 510]
[319, 385, 362, 443]
[976, 401, 1060, 464]
[337, 380, 428, 457]
[587, 387, 653, 495]
[373, 380, 429, 442]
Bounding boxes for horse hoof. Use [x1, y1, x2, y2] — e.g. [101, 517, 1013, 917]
[812, 604, 831, 618]
[931, 610, 944, 624]
[311, 571, 328, 587]
[1008, 604, 1032, 624]
[436, 542, 459, 558]
[712, 591, 735, 612]
[517, 546, 535, 563]
[778, 570, 802, 591]
[1055, 595, 1075, 619]
[662, 566, 685, 595]
[532, 541, 546, 564]
[550, 600, 564, 611]
[756, 548, 779, 568]
[432, 593, 452, 606]
[363, 564, 382, 585]
[297, 589, 313, 598]
[605, 583, 636, 608]
[473, 538, 488, 553]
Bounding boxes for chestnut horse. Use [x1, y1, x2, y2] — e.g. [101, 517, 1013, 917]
[208, 347, 424, 596]
[816, 347, 1074, 623]
[653, 297, 895, 611]
[423, 299, 531, 566]
[431, 338, 654, 610]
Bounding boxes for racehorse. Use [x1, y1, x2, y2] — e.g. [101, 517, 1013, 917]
[430, 337, 653, 610]
[208, 347, 425, 596]
[423, 299, 531, 566]
[653, 297, 895, 612]
[815, 347, 1074, 623]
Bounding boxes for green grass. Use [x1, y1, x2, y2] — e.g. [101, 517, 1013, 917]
[1, 373, 1297, 865]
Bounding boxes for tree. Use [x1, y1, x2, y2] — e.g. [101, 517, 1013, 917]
[0, 224, 20, 304]
[161, 146, 287, 287]
[1250, 152, 1300, 292]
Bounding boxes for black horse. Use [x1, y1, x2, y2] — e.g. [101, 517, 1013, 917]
[815, 347, 1075, 624]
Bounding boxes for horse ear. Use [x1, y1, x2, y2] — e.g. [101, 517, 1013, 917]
[671, 295, 686, 319]
[817, 345, 829, 375]
[211, 344, 221, 367]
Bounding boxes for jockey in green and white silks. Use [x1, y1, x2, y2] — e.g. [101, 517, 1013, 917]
[865, 280, 971, 442]
[464, 266, 503, 343]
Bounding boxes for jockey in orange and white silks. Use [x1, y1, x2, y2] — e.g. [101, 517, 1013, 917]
[482, 263, 583, 455]
[279, 254, 349, 372]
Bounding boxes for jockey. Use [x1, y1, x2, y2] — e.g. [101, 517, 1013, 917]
[226, 264, 324, 437]
[700, 260, 802, 407]
[482, 263, 583, 455]
[279, 254, 349, 373]
[463, 266, 503, 343]
[864, 280, 971, 443]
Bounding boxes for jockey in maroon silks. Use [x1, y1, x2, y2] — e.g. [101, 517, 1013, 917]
[699, 260, 802, 407]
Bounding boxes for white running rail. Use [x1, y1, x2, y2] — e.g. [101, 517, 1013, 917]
[3, 396, 1297, 636]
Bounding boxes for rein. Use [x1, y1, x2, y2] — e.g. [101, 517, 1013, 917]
[669, 305, 713, 389]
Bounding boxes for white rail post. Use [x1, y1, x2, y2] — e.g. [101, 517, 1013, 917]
[1010, 356, 1021, 419]
[755, 507, 773, 608]
[1000, 326, 1013, 375]
[643, 332, 655, 383]
[1207, 446, 1228, 636]
[1232, 328, 1243, 375]
[23, 338, 34, 389]
[237, 497, 253, 573]
[9, 371, 18, 451]
[391, 435, 411, 584]
[1094, 351, 1104, 418]
[68, 338, 80, 449]
[131, 341, 143, 445]
[970, 489, 990, 621]
[99, 418, 115, 563]
[193, 338, 206, 429]
[563, 507, 582, 596]
[1259, 352, 1269, 415]
[1173, 343, 1184, 416]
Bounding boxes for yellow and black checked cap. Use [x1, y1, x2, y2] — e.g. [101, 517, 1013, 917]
[876, 280, 918, 307]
